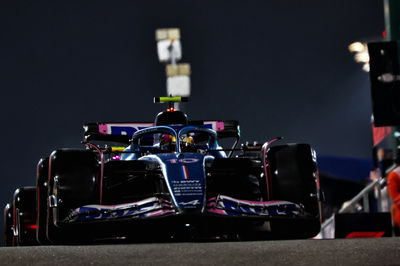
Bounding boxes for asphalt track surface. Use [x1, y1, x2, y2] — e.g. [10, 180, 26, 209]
[0, 238, 400, 266]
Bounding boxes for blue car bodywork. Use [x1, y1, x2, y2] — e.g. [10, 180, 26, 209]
[66, 124, 303, 224]
[4, 113, 321, 246]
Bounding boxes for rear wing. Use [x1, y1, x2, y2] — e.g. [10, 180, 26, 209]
[83, 120, 240, 144]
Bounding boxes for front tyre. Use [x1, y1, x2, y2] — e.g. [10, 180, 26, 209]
[47, 149, 99, 244]
[267, 143, 321, 239]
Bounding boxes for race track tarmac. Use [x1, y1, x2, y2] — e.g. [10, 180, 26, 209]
[0, 237, 399, 266]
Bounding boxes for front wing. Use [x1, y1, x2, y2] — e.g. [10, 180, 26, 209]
[63, 195, 304, 223]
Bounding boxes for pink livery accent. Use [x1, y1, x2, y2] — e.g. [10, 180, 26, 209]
[216, 122, 225, 131]
[79, 197, 172, 209]
[204, 121, 225, 132]
[66, 197, 176, 222]
[206, 195, 301, 217]
[99, 124, 108, 134]
[98, 123, 154, 135]
[207, 195, 285, 206]
[98, 121, 226, 135]
[261, 137, 282, 200]
[145, 209, 175, 217]
[207, 208, 227, 215]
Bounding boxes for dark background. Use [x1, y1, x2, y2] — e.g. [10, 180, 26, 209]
[0, 0, 383, 243]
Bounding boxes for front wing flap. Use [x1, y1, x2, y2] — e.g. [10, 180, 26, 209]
[206, 195, 303, 217]
[64, 197, 176, 223]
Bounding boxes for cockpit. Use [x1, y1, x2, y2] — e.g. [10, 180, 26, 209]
[121, 126, 226, 160]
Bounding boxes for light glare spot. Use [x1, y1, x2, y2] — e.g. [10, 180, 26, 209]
[354, 51, 370, 63]
[348, 42, 366, 53]
[362, 63, 370, 72]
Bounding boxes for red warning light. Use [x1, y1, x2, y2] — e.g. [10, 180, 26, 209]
[24, 224, 38, 230]
[345, 231, 385, 238]
[382, 30, 387, 39]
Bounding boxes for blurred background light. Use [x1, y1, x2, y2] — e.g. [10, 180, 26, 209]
[349, 41, 370, 72]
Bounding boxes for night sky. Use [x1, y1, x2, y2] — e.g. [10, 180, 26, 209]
[0, 0, 384, 243]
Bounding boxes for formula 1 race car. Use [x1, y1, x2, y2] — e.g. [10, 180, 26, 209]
[3, 97, 322, 245]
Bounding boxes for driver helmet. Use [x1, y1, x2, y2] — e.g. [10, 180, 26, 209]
[159, 134, 177, 152]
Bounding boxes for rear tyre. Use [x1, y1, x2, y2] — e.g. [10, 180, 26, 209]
[267, 143, 321, 239]
[47, 149, 99, 244]
[13, 187, 38, 245]
[3, 203, 14, 246]
[36, 157, 51, 244]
